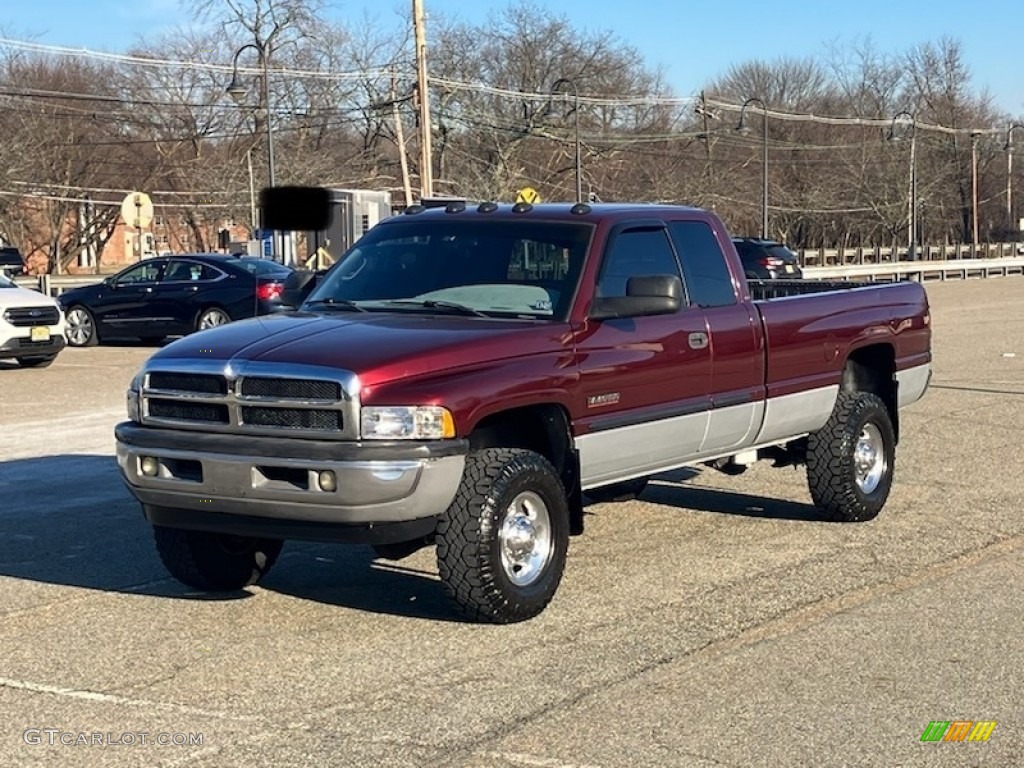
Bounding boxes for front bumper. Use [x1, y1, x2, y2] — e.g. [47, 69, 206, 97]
[115, 422, 468, 539]
[0, 333, 65, 359]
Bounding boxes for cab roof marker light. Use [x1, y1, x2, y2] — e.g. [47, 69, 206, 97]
[511, 202, 533, 214]
[570, 203, 592, 215]
[477, 201, 498, 213]
[445, 201, 466, 214]
[404, 205, 426, 215]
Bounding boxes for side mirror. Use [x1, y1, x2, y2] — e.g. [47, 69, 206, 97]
[589, 274, 683, 320]
[103, 276, 115, 288]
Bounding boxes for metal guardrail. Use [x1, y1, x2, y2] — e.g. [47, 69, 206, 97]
[803, 257, 1024, 281]
[11, 256, 1024, 297]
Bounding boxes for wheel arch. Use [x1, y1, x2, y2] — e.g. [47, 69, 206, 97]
[841, 343, 898, 441]
[466, 403, 584, 535]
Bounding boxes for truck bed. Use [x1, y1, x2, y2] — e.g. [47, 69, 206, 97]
[747, 278, 889, 301]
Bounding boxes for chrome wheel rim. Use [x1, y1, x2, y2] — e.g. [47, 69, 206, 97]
[199, 310, 229, 330]
[854, 422, 887, 494]
[498, 490, 553, 587]
[66, 307, 93, 346]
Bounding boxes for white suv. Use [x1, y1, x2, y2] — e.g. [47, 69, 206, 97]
[0, 273, 67, 368]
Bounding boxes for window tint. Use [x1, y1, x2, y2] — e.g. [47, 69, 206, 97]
[669, 222, 736, 307]
[596, 227, 681, 299]
[308, 220, 592, 319]
[164, 261, 221, 282]
[117, 261, 163, 284]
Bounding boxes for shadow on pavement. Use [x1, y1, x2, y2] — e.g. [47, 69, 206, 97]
[0, 453, 829, 623]
[640, 468, 829, 523]
[0, 453, 463, 621]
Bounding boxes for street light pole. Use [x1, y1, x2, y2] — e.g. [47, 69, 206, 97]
[887, 111, 918, 260]
[736, 97, 768, 238]
[550, 78, 582, 203]
[1004, 124, 1024, 234]
[227, 42, 277, 257]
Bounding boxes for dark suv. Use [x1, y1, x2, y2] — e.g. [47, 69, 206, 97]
[732, 238, 803, 280]
[0, 247, 25, 277]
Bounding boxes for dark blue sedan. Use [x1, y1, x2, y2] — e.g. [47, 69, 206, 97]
[58, 254, 293, 347]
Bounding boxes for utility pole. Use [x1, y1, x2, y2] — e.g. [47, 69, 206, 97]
[412, 0, 434, 199]
[391, 69, 413, 207]
[697, 91, 715, 210]
[971, 131, 981, 253]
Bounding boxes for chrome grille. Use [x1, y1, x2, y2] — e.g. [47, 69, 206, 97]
[139, 361, 359, 439]
[4, 306, 60, 327]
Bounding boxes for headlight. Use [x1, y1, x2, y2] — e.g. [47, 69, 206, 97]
[126, 372, 143, 422]
[360, 406, 455, 440]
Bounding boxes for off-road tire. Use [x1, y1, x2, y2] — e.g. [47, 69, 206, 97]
[436, 448, 569, 623]
[153, 525, 283, 591]
[807, 391, 895, 522]
[584, 476, 649, 504]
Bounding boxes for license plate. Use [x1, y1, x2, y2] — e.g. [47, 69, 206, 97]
[30, 326, 51, 342]
[784, 264, 794, 273]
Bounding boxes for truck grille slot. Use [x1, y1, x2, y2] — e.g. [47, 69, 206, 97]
[4, 307, 60, 326]
[240, 377, 341, 400]
[148, 399, 230, 424]
[149, 372, 227, 395]
[241, 407, 342, 431]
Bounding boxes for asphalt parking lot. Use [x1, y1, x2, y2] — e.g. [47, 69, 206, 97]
[1, 277, 1022, 767]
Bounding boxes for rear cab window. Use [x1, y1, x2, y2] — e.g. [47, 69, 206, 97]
[668, 221, 738, 307]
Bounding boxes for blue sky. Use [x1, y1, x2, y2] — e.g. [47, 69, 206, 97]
[4, 0, 1023, 114]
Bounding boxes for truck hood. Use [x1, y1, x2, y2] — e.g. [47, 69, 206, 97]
[149, 310, 569, 388]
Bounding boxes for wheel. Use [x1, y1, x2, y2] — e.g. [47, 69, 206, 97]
[16, 355, 57, 368]
[585, 476, 649, 504]
[65, 305, 98, 347]
[436, 448, 569, 623]
[152, 525, 283, 590]
[196, 307, 231, 332]
[806, 392, 896, 522]
[139, 336, 165, 345]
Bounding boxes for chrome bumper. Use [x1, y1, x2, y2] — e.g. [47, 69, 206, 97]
[115, 424, 466, 526]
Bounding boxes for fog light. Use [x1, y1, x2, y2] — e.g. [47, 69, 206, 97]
[318, 470, 337, 492]
[140, 456, 159, 477]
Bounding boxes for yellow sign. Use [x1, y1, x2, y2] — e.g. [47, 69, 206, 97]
[516, 187, 540, 204]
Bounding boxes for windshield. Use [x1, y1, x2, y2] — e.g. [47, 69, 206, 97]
[305, 219, 592, 320]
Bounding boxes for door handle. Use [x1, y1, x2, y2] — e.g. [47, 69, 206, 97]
[141, 286, 154, 293]
[186, 285, 199, 292]
[688, 332, 709, 350]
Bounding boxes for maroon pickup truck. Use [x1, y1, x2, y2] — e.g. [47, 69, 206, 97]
[115, 199, 931, 623]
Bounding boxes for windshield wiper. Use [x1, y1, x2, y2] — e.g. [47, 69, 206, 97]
[303, 298, 368, 312]
[386, 299, 490, 317]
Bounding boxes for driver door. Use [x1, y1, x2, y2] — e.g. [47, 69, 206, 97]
[95, 259, 166, 333]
